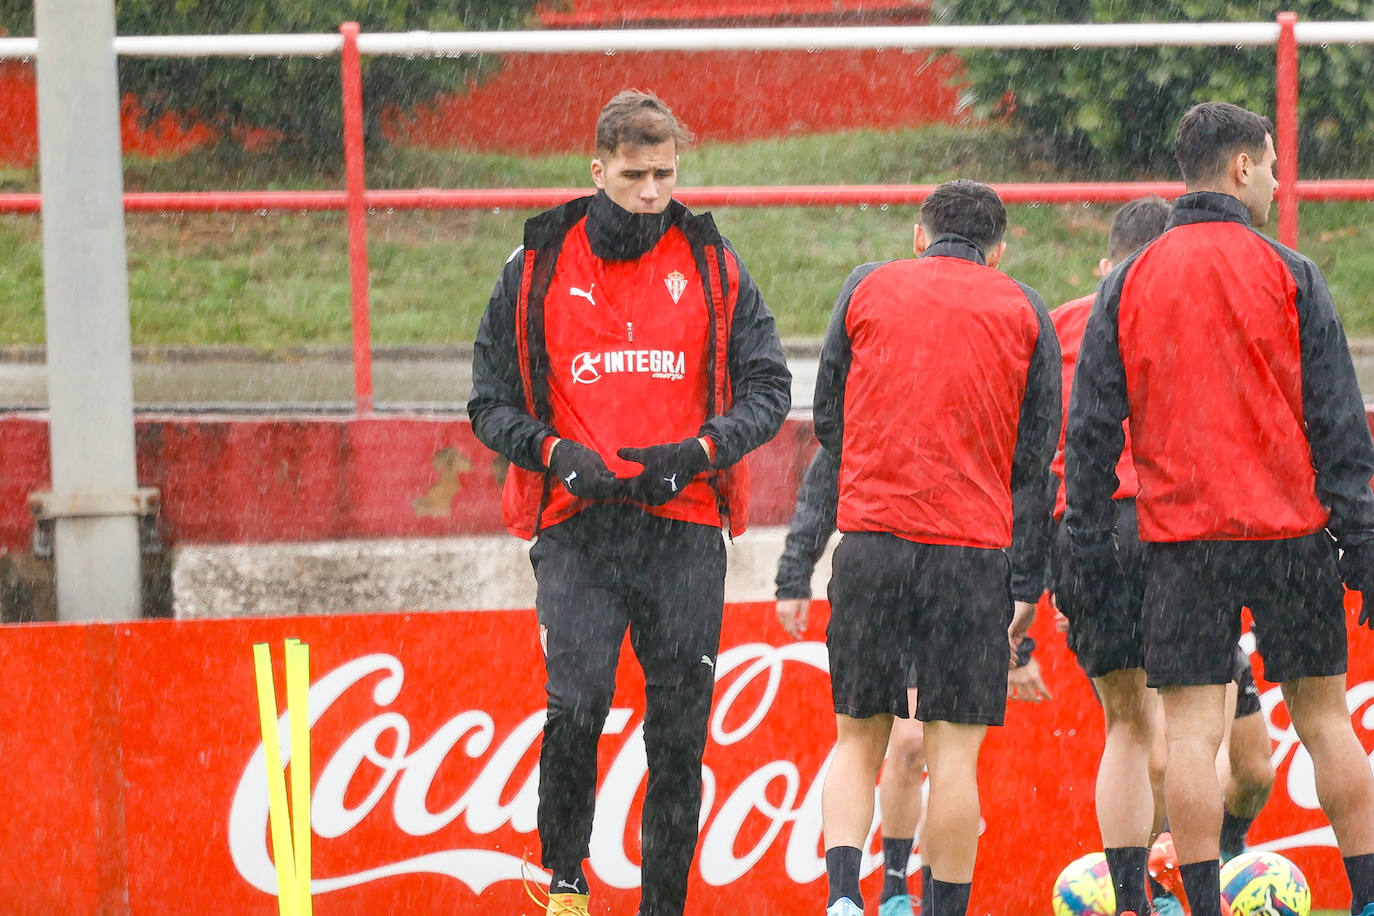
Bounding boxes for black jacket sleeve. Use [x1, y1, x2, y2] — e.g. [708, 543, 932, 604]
[466, 248, 559, 472]
[1009, 284, 1063, 601]
[775, 445, 841, 599]
[1063, 268, 1130, 547]
[1290, 251, 1374, 548]
[698, 246, 792, 465]
[813, 262, 885, 456]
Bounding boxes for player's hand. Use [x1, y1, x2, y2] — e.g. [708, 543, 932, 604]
[1009, 599, 1037, 646]
[618, 438, 712, 506]
[1008, 657, 1052, 703]
[547, 440, 621, 500]
[1339, 542, 1374, 630]
[776, 598, 810, 640]
[1046, 591, 1070, 631]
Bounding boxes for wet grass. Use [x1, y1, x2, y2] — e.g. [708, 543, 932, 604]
[4, 126, 1374, 347]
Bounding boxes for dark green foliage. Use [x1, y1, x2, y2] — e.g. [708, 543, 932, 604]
[937, 0, 1374, 176]
[0, 0, 540, 168]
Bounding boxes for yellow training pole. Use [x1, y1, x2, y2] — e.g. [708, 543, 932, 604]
[284, 639, 313, 915]
[253, 642, 300, 916]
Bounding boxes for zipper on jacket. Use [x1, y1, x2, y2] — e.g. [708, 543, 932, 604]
[626, 321, 633, 342]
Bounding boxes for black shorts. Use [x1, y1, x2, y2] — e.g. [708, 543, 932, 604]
[827, 532, 1011, 725]
[1050, 500, 1146, 679]
[1143, 532, 1347, 687]
[1232, 645, 1262, 718]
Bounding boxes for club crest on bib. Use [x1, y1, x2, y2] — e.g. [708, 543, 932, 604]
[664, 270, 688, 304]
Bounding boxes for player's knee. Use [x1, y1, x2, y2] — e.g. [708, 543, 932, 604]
[1235, 755, 1275, 794]
[546, 683, 615, 735]
[1104, 705, 1155, 747]
[888, 728, 926, 773]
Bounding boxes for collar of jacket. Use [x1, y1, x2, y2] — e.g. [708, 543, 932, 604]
[584, 190, 681, 260]
[523, 194, 711, 254]
[919, 233, 988, 264]
[1167, 190, 1254, 230]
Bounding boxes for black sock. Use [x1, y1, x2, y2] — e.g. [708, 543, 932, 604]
[548, 862, 588, 896]
[929, 878, 972, 916]
[1150, 876, 1171, 900]
[1180, 860, 1222, 916]
[882, 837, 915, 902]
[1219, 810, 1254, 857]
[922, 865, 932, 906]
[1105, 847, 1151, 916]
[1344, 852, 1374, 914]
[826, 845, 863, 907]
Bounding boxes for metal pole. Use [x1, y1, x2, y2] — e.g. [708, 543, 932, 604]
[1276, 11, 1300, 247]
[340, 21, 373, 415]
[33, 0, 142, 621]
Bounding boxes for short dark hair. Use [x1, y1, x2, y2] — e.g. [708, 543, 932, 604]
[595, 90, 693, 157]
[1174, 102, 1273, 185]
[1107, 196, 1170, 262]
[919, 179, 1007, 254]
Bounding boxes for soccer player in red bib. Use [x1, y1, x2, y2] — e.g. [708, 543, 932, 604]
[468, 90, 790, 916]
[813, 180, 1061, 916]
[1066, 101, 1374, 916]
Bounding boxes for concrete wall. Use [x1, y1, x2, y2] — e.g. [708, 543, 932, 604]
[170, 526, 835, 618]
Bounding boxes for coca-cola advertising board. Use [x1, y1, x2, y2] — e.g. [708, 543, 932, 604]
[3, 600, 1373, 915]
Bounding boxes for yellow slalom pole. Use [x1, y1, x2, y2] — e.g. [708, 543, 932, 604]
[252, 642, 299, 916]
[284, 639, 313, 916]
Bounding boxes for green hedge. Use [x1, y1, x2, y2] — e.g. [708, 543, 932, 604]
[0, 0, 541, 165]
[937, 0, 1374, 176]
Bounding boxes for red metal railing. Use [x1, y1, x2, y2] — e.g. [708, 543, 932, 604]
[0, 14, 1365, 412]
[340, 22, 373, 414]
[1276, 12, 1299, 245]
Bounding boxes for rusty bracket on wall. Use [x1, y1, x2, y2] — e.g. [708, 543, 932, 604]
[28, 487, 162, 559]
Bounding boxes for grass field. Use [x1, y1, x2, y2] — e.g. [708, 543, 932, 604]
[5, 125, 1374, 348]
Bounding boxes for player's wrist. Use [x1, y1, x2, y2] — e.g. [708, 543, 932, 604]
[542, 436, 562, 468]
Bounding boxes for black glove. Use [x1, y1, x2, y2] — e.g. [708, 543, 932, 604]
[1339, 541, 1374, 629]
[617, 438, 712, 506]
[547, 440, 621, 500]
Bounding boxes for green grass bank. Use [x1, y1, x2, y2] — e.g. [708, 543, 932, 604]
[4, 125, 1374, 349]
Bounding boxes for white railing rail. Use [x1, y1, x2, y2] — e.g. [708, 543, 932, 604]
[3, 21, 1374, 61]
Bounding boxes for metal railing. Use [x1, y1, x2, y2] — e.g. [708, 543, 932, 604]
[2, 15, 1369, 411]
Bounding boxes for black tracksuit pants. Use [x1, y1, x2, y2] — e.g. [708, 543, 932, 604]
[530, 505, 725, 916]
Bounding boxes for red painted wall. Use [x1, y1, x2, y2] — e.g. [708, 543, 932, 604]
[387, 48, 961, 155]
[6, 409, 1374, 553]
[0, 61, 213, 167]
[537, 0, 928, 26]
[0, 412, 813, 552]
[0, 5, 961, 165]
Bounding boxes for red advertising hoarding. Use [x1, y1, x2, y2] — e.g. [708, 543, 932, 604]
[2, 601, 1372, 915]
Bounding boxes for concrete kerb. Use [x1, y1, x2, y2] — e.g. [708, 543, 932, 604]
[170, 526, 836, 619]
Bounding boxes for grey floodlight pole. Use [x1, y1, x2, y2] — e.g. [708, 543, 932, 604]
[33, 0, 143, 620]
